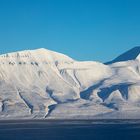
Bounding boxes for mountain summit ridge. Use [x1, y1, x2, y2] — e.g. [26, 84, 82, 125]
[0, 48, 74, 63]
[1, 46, 140, 63]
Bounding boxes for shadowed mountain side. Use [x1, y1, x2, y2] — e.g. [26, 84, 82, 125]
[105, 46, 140, 64]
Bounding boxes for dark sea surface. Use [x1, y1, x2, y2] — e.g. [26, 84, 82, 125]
[0, 119, 140, 140]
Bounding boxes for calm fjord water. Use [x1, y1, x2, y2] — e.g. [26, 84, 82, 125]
[0, 120, 140, 140]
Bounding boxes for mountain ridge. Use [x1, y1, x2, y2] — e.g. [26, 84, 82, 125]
[0, 48, 74, 63]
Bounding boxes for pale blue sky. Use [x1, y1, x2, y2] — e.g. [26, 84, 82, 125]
[0, 0, 140, 62]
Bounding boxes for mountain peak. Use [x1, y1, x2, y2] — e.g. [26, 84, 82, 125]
[106, 46, 140, 64]
[0, 48, 74, 62]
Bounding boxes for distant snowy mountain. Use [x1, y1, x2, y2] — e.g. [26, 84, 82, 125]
[0, 47, 140, 119]
[106, 46, 140, 64]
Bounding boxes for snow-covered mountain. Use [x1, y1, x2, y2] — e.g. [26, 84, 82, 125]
[0, 47, 140, 119]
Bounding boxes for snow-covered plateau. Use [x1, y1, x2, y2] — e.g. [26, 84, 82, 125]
[0, 47, 140, 119]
